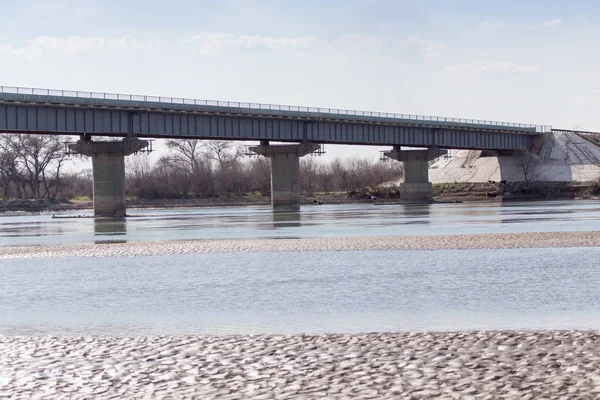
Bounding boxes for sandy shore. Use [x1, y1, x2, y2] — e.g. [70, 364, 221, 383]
[2, 331, 600, 399]
[1, 231, 599, 259]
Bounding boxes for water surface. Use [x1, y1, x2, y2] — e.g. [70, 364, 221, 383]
[1, 200, 599, 246]
[1, 247, 599, 335]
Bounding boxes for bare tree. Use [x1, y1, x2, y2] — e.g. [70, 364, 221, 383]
[206, 141, 243, 196]
[346, 158, 372, 191]
[205, 140, 242, 170]
[515, 148, 541, 186]
[0, 134, 66, 198]
[246, 156, 271, 195]
[165, 140, 205, 176]
[330, 158, 350, 192]
[300, 157, 319, 195]
[126, 153, 152, 198]
[165, 139, 213, 196]
[0, 144, 18, 198]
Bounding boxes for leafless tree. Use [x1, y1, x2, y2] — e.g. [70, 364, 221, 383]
[126, 153, 152, 198]
[330, 158, 350, 192]
[0, 134, 67, 198]
[205, 140, 242, 170]
[165, 140, 205, 176]
[515, 148, 541, 186]
[246, 156, 271, 195]
[165, 139, 214, 196]
[205, 140, 243, 196]
[300, 157, 319, 195]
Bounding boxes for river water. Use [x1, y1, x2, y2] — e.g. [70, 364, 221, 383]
[1, 200, 599, 246]
[0, 200, 599, 335]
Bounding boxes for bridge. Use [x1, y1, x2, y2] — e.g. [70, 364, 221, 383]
[0, 86, 551, 216]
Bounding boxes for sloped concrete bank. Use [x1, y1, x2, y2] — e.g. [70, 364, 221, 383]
[428, 131, 600, 184]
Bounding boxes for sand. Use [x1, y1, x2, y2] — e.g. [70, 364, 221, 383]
[1, 231, 599, 259]
[2, 331, 600, 399]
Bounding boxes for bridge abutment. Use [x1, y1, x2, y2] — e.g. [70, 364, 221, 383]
[68, 138, 149, 217]
[384, 148, 445, 201]
[249, 143, 320, 212]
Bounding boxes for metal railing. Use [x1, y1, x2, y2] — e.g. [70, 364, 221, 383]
[554, 128, 600, 136]
[0, 85, 550, 133]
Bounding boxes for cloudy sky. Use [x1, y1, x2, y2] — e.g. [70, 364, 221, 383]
[1, 0, 599, 160]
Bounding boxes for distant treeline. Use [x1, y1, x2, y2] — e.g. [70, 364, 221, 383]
[0, 135, 403, 200]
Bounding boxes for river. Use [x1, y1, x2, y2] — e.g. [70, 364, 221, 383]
[0, 200, 599, 335]
[1, 200, 599, 246]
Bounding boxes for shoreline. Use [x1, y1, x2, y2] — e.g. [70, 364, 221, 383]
[1, 231, 599, 259]
[1, 189, 598, 213]
[2, 330, 600, 398]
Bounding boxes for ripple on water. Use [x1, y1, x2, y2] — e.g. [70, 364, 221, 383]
[1, 246, 600, 335]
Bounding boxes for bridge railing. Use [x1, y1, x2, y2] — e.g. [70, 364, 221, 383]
[0, 85, 550, 132]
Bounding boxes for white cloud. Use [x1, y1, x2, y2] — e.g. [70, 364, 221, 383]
[542, 19, 562, 27]
[335, 34, 391, 49]
[479, 20, 505, 29]
[4, 36, 163, 58]
[443, 61, 540, 75]
[234, 35, 317, 49]
[182, 33, 236, 53]
[183, 32, 444, 55]
[3, 33, 444, 62]
[183, 33, 317, 53]
[401, 36, 447, 54]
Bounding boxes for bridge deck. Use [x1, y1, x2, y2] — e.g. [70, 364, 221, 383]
[0, 86, 549, 150]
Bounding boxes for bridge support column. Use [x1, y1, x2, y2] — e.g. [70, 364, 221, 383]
[68, 138, 148, 217]
[384, 148, 445, 201]
[249, 143, 320, 212]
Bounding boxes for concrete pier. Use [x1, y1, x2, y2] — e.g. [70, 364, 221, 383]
[249, 143, 320, 211]
[68, 138, 148, 217]
[384, 148, 445, 201]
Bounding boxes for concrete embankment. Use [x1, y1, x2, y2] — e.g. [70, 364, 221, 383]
[428, 131, 600, 184]
[1, 231, 599, 259]
[2, 331, 600, 399]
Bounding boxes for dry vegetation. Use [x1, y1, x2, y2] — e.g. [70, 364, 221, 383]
[0, 135, 403, 202]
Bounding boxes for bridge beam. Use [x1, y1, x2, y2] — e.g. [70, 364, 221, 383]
[68, 138, 148, 218]
[384, 148, 445, 201]
[249, 143, 320, 212]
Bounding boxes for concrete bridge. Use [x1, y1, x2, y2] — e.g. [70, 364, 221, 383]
[0, 86, 551, 216]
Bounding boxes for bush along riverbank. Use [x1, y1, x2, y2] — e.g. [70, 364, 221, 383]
[1, 182, 598, 213]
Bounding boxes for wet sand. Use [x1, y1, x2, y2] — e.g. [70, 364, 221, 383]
[1, 231, 599, 259]
[2, 331, 600, 399]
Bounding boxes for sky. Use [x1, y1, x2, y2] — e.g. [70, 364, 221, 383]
[1, 0, 599, 162]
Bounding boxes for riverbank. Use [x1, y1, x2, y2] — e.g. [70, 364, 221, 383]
[2, 330, 600, 399]
[1, 182, 598, 212]
[1, 231, 599, 259]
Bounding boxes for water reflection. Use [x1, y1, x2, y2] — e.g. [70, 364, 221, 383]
[499, 203, 574, 224]
[1, 200, 599, 246]
[94, 219, 127, 244]
[402, 204, 431, 224]
[271, 211, 302, 229]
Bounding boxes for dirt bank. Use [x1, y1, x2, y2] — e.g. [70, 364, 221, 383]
[2, 182, 598, 213]
[432, 181, 600, 202]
